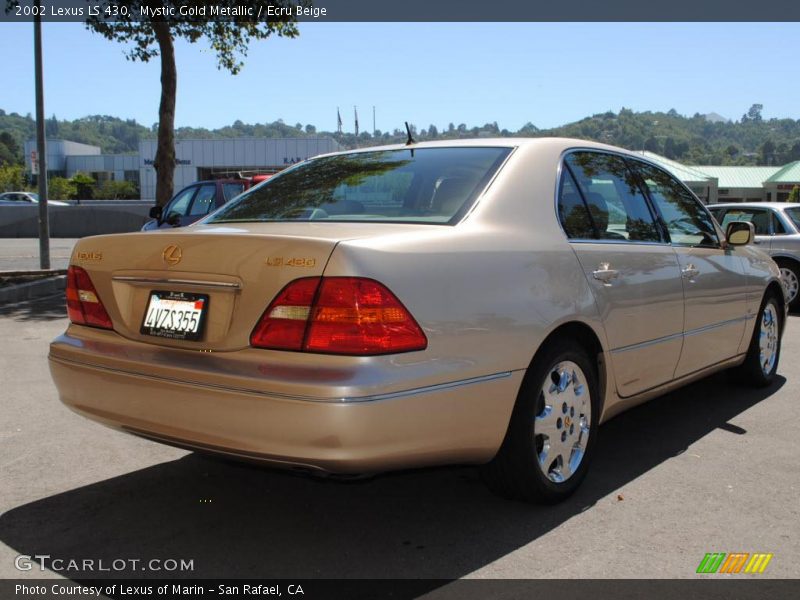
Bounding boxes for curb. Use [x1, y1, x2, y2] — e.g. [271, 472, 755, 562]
[0, 274, 67, 305]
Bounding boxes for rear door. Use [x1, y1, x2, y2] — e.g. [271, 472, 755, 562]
[634, 162, 747, 377]
[559, 151, 685, 397]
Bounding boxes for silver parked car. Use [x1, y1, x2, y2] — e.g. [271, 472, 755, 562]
[0, 191, 69, 206]
[50, 138, 786, 504]
[708, 202, 800, 311]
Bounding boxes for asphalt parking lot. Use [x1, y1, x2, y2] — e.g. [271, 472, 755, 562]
[0, 238, 78, 271]
[0, 293, 798, 583]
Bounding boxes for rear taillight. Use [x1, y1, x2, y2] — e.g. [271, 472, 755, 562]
[66, 265, 113, 329]
[250, 277, 427, 355]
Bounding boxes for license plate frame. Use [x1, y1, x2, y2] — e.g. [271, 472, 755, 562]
[140, 290, 209, 341]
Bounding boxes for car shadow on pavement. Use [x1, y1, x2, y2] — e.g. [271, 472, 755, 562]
[0, 293, 66, 322]
[0, 373, 785, 580]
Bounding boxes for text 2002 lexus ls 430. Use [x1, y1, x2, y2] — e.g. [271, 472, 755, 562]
[49, 138, 787, 503]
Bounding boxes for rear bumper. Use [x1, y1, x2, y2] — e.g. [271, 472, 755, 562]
[49, 329, 522, 474]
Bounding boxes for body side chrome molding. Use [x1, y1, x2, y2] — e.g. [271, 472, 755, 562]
[49, 354, 513, 404]
[111, 276, 241, 290]
[611, 315, 750, 354]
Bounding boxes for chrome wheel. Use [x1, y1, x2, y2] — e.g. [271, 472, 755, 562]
[534, 361, 591, 483]
[779, 267, 799, 304]
[759, 303, 779, 376]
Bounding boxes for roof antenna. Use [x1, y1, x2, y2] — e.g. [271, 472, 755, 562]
[405, 121, 416, 146]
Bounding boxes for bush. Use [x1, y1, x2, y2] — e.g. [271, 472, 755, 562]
[95, 180, 139, 200]
[48, 177, 75, 200]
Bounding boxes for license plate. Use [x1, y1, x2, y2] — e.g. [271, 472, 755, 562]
[140, 291, 209, 341]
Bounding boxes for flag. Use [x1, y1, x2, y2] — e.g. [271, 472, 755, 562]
[337, 107, 342, 133]
[354, 106, 359, 137]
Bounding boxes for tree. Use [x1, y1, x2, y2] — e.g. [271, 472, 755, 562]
[761, 139, 776, 165]
[788, 185, 800, 203]
[742, 103, 764, 123]
[0, 132, 20, 166]
[664, 137, 677, 158]
[69, 172, 96, 200]
[80, 1, 299, 206]
[0, 164, 25, 191]
[45, 114, 59, 137]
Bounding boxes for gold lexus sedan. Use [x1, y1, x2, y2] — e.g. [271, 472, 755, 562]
[49, 138, 787, 503]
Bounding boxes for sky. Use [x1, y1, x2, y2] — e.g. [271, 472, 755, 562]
[1, 22, 799, 133]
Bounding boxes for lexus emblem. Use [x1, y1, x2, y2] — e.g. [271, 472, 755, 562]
[162, 245, 182, 266]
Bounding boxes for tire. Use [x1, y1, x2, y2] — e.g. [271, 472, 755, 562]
[480, 338, 600, 504]
[732, 292, 783, 387]
[775, 260, 800, 313]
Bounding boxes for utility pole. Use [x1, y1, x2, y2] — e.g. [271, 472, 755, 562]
[373, 106, 376, 136]
[33, 1, 50, 270]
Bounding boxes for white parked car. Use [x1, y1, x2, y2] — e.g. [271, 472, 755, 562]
[708, 202, 800, 311]
[0, 191, 69, 206]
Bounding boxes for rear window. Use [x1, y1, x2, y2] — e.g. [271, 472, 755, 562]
[205, 147, 511, 225]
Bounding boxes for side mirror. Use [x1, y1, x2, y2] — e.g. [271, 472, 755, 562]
[149, 206, 163, 220]
[726, 221, 754, 246]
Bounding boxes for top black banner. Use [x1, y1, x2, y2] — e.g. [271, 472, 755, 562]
[1, 0, 799, 23]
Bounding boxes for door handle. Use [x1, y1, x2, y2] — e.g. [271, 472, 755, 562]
[592, 263, 620, 285]
[681, 264, 700, 280]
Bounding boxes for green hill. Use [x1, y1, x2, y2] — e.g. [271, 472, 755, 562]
[2, 104, 799, 168]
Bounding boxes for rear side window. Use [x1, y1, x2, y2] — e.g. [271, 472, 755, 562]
[206, 147, 511, 225]
[222, 183, 245, 201]
[636, 163, 719, 247]
[559, 152, 661, 242]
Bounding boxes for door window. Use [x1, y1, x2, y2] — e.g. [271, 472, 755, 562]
[559, 152, 661, 242]
[188, 184, 217, 216]
[165, 186, 197, 220]
[636, 163, 719, 247]
[712, 207, 771, 235]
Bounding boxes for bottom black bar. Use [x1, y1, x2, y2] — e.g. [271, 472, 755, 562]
[2, 579, 797, 600]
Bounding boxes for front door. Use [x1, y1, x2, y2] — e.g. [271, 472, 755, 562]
[635, 163, 747, 377]
[558, 151, 685, 397]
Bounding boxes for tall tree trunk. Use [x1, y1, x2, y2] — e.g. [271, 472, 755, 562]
[152, 21, 176, 207]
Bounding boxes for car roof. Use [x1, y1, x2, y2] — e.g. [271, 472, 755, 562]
[710, 202, 800, 210]
[184, 179, 246, 186]
[312, 137, 650, 160]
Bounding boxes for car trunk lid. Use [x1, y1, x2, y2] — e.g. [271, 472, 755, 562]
[68, 225, 356, 351]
